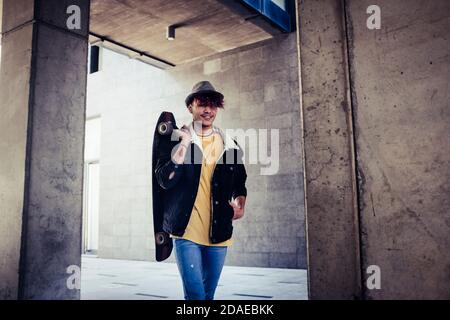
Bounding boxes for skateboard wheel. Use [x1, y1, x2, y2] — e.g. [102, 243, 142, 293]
[158, 121, 173, 136]
[155, 232, 168, 245]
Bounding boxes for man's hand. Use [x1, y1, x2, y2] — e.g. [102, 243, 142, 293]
[171, 125, 191, 166]
[229, 196, 246, 220]
[173, 125, 191, 142]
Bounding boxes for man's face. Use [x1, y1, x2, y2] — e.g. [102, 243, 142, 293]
[188, 98, 218, 127]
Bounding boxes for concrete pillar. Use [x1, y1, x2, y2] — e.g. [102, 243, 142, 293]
[0, 0, 90, 299]
[346, 0, 450, 299]
[295, 0, 362, 299]
[297, 0, 450, 299]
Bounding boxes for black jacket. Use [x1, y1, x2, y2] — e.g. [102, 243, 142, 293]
[154, 125, 247, 244]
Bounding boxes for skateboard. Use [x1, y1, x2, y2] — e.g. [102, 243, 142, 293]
[152, 111, 178, 262]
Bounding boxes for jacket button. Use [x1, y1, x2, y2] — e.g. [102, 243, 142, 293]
[214, 183, 218, 187]
[215, 201, 219, 205]
[213, 220, 217, 224]
[230, 166, 234, 170]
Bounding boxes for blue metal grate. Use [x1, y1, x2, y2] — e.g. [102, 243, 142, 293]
[241, 0, 295, 32]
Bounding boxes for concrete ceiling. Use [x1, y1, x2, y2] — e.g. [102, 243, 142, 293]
[89, 0, 280, 66]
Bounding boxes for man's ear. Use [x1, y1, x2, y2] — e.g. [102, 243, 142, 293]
[187, 105, 193, 114]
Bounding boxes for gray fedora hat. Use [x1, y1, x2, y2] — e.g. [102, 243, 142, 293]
[185, 81, 224, 106]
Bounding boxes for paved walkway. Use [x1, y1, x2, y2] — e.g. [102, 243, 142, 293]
[81, 256, 308, 300]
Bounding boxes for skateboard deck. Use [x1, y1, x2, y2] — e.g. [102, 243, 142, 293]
[152, 111, 178, 261]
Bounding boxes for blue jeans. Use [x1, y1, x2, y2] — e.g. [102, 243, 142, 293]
[174, 238, 228, 300]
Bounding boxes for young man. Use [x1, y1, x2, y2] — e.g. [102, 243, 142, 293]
[154, 81, 247, 300]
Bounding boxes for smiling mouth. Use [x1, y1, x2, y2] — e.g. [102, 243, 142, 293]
[201, 115, 213, 120]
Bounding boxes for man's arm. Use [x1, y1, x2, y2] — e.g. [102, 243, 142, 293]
[154, 127, 191, 190]
[231, 163, 247, 199]
[229, 152, 247, 220]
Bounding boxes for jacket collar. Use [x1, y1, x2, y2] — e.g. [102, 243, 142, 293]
[187, 121, 239, 152]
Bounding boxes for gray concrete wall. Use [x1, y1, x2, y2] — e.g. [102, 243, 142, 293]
[0, 0, 89, 299]
[296, 0, 362, 299]
[87, 32, 307, 269]
[0, 5, 33, 300]
[346, 0, 450, 299]
[0, 0, 3, 56]
[297, 0, 450, 299]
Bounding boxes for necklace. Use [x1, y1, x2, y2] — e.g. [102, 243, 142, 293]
[198, 128, 214, 137]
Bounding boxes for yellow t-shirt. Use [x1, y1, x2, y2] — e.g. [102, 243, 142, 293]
[171, 132, 233, 247]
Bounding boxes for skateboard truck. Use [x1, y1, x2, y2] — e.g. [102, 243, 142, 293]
[155, 232, 170, 245]
[157, 121, 174, 136]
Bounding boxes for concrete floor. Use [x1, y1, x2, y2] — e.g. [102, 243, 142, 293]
[81, 255, 308, 300]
